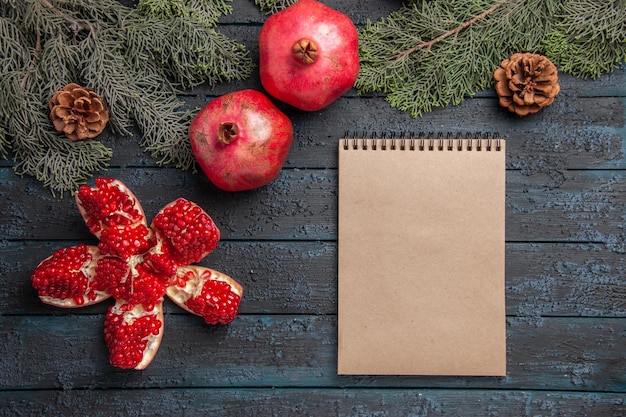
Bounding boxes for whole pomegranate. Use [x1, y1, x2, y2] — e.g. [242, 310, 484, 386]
[258, 0, 360, 111]
[189, 89, 293, 192]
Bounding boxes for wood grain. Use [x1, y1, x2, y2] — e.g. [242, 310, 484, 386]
[0, 0, 624, 414]
[0, 388, 626, 417]
[2, 315, 625, 391]
[2, 389, 625, 417]
[2, 241, 625, 317]
[2, 168, 625, 242]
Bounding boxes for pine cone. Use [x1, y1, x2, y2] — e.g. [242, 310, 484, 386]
[49, 83, 109, 141]
[494, 53, 560, 116]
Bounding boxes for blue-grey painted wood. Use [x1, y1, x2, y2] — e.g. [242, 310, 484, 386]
[2, 315, 625, 392]
[0, 0, 624, 414]
[2, 241, 625, 317]
[2, 168, 626, 242]
[2, 389, 625, 417]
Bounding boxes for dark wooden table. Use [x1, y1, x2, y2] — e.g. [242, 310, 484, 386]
[1, 1, 625, 415]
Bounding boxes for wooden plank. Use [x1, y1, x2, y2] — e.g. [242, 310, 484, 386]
[1, 315, 624, 391]
[154, 90, 626, 171]
[219, 0, 401, 26]
[507, 170, 626, 245]
[1, 0, 624, 410]
[2, 388, 625, 416]
[2, 69, 623, 171]
[506, 243, 626, 319]
[3, 241, 625, 318]
[2, 168, 625, 243]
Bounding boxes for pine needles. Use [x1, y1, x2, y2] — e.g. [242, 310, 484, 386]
[0, 0, 253, 196]
[254, 0, 296, 15]
[542, 0, 626, 78]
[357, 0, 555, 117]
[3, 0, 624, 195]
[357, 0, 626, 117]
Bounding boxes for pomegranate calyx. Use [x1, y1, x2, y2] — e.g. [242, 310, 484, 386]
[292, 38, 318, 64]
[217, 122, 239, 145]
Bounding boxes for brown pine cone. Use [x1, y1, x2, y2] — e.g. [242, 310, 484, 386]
[49, 83, 109, 141]
[494, 53, 560, 116]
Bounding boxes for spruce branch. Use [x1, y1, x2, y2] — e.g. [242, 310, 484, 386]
[0, 0, 253, 195]
[392, 0, 507, 59]
[80, 32, 194, 169]
[542, 0, 626, 78]
[357, 0, 625, 117]
[0, 126, 9, 160]
[357, 0, 553, 117]
[254, 0, 296, 14]
[138, 0, 233, 26]
[0, 70, 112, 197]
[123, 17, 253, 89]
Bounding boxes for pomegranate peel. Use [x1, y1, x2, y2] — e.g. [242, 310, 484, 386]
[258, 0, 360, 111]
[189, 89, 293, 192]
[104, 300, 164, 370]
[31, 178, 243, 370]
[167, 266, 243, 325]
[31, 244, 110, 307]
[75, 177, 146, 238]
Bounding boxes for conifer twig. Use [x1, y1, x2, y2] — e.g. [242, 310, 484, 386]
[1, 0, 253, 196]
[392, 0, 508, 60]
[356, 0, 557, 117]
[41, 0, 97, 37]
[254, 0, 296, 14]
[21, 29, 41, 88]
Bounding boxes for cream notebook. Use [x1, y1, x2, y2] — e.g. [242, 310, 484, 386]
[337, 135, 506, 376]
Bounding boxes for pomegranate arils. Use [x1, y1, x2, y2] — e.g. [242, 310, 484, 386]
[104, 302, 164, 370]
[167, 266, 243, 326]
[143, 248, 178, 277]
[98, 224, 151, 259]
[95, 256, 127, 292]
[151, 199, 220, 265]
[31, 244, 109, 307]
[186, 279, 242, 325]
[97, 257, 168, 307]
[76, 178, 145, 236]
[113, 264, 167, 307]
[32, 178, 242, 369]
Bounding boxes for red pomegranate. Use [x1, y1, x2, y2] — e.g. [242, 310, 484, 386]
[189, 89, 293, 192]
[258, 0, 360, 111]
[31, 178, 243, 370]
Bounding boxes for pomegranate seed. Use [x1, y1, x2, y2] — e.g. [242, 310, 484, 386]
[33, 178, 241, 370]
[151, 199, 219, 265]
[104, 303, 163, 369]
[76, 178, 146, 236]
[31, 244, 95, 303]
[185, 279, 241, 325]
[99, 224, 151, 259]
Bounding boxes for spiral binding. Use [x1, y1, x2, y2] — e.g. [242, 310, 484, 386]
[341, 131, 502, 152]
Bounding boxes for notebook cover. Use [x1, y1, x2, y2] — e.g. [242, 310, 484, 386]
[337, 137, 506, 376]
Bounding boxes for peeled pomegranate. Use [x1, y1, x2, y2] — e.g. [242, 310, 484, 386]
[258, 0, 360, 111]
[31, 178, 243, 370]
[189, 89, 293, 192]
